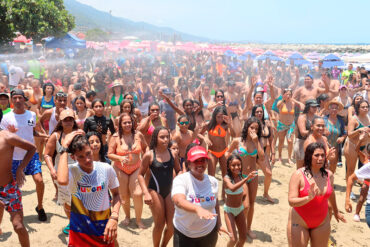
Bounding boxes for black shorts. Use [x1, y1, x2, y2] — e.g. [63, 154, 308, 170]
[173, 224, 218, 247]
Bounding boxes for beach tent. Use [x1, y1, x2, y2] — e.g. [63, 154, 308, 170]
[13, 35, 31, 43]
[45, 33, 86, 49]
[322, 54, 344, 68]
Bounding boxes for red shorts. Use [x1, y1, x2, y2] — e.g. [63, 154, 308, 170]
[0, 180, 22, 212]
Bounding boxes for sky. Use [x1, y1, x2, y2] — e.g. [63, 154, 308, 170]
[76, 0, 369, 44]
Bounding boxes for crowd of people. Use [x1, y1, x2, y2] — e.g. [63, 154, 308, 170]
[0, 49, 369, 247]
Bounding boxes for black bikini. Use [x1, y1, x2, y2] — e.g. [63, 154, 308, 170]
[148, 149, 174, 198]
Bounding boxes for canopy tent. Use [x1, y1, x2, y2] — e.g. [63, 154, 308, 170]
[45, 33, 86, 49]
[322, 54, 344, 68]
[256, 51, 283, 61]
[343, 53, 370, 63]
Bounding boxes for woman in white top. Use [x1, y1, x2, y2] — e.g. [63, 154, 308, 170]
[171, 145, 227, 247]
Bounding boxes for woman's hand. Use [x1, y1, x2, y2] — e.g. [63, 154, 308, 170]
[334, 211, 346, 223]
[307, 182, 318, 201]
[50, 168, 58, 181]
[61, 130, 85, 148]
[218, 225, 232, 237]
[143, 192, 153, 206]
[336, 136, 346, 144]
[120, 156, 129, 165]
[250, 130, 258, 143]
[345, 199, 352, 213]
[195, 206, 217, 220]
[327, 147, 336, 161]
[244, 170, 258, 182]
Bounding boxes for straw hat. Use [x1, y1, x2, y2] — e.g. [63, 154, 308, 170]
[325, 99, 344, 111]
[111, 80, 123, 88]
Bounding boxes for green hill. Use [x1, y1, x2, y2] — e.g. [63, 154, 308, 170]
[64, 0, 209, 41]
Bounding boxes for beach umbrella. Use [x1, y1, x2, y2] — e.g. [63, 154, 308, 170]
[322, 54, 345, 68]
[243, 51, 256, 59]
[288, 52, 304, 60]
[224, 49, 237, 57]
[13, 35, 31, 43]
[256, 51, 283, 61]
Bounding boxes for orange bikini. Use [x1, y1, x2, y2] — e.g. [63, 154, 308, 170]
[29, 93, 38, 105]
[114, 140, 142, 175]
[208, 124, 228, 158]
[281, 103, 294, 115]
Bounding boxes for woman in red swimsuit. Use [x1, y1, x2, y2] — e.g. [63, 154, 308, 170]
[287, 142, 346, 247]
[108, 113, 147, 229]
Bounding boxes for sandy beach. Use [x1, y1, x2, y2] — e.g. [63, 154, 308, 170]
[1, 149, 369, 247]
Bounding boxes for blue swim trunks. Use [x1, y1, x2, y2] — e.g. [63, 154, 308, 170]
[12, 153, 42, 179]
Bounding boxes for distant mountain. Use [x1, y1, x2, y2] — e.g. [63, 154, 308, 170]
[64, 0, 210, 42]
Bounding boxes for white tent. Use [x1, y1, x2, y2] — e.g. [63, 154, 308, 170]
[343, 53, 370, 63]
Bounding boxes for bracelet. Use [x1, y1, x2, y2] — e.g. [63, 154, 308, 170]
[109, 216, 119, 221]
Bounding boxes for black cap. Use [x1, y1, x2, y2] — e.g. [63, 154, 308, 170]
[305, 99, 319, 107]
[10, 89, 28, 101]
[0, 92, 9, 99]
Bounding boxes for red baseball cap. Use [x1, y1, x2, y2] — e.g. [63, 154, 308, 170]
[187, 146, 209, 162]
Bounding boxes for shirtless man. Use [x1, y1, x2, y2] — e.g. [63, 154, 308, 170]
[0, 110, 36, 247]
[39, 91, 68, 135]
[0, 89, 48, 222]
[293, 74, 330, 104]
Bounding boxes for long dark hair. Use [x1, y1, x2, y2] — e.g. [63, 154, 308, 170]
[91, 98, 105, 108]
[74, 95, 87, 113]
[52, 119, 79, 134]
[251, 104, 265, 125]
[149, 126, 170, 150]
[303, 142, 328, 178]
[214, 89, 226, 105]
[226, 154, 243, 183]
[208, 105, 227, 131]
[147, 102, 160, 116]
[184, 143, 199, 171]
[241, 117, 262, 142]
[120, 99, 134, 115]
[355, 99, 369, 115]
[86, 131, 106, 162]
[42, 82, 55, 96]
[118, 113, 136, 146]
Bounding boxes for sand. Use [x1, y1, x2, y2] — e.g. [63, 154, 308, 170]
[0, 152, 369, 247]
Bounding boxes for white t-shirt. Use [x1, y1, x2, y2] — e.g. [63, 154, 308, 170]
[68, 162, 119, 211]
[0, 110, 36, 160]
[355, 162, 370, 204]
[171, 172, 218, 238]
[8, 65, 25, 87]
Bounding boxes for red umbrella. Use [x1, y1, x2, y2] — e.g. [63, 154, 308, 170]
[13, 35, 31, 43]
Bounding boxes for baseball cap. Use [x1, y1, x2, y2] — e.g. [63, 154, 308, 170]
[59, 109, 75, 121]
[0, 92, 9, 99]
[305, 99, 319, 107]
[26, 72, 34, 78]
[10, 89, 28, 101]
[339, 85, 347, 90]
[187, 146, 209, 162]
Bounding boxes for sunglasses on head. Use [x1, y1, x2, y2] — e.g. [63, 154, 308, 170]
[56, 92, 67, 97]
[179, 121, 189, 125]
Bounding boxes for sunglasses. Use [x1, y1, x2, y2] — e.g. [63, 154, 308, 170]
[216, 95, 224, 98]
[179, 121, 189, 125]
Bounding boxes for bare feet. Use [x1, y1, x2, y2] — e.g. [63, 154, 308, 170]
[278, 157, 283, 163]
[288, 159, 294, 166]
[263, 194, 275, 204]
[247, 230, 257, 239]
[136, 221, 146, 229]
[122, 217, 130, 226]
[0, 227, 2, 235]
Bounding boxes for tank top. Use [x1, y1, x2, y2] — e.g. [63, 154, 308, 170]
[297, 116, 313, 140]
[49, 107, 58, 135]
[41, 96, 55, 109]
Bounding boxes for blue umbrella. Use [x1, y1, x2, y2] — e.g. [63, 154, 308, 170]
[288, 52, 304, 60]
[256, 51, 282, 61]
[224, 50, 236, 57]
[322, 54, 344, 68]
[243, 51, 256, 59]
